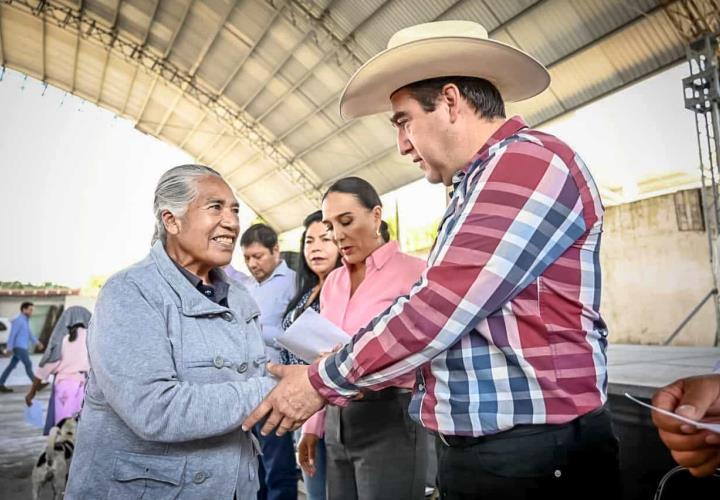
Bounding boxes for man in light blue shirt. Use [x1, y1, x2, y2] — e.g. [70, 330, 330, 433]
[0, 302, 43, 393]
[241, 223, 297, 500]
[224, 264, 255, 290]
[242, 225, 296, 365]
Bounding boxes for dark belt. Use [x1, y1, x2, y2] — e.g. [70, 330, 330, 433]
[357, 386, 412, 402]
[437, 405, 608, 448]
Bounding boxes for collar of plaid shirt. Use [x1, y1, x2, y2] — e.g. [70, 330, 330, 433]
[452, 115, 529, 187]
[310, 114, 608, 437]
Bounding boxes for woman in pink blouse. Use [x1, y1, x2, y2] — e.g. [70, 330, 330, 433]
[299, 177, 428, 499]
[25, 306, 91, 432]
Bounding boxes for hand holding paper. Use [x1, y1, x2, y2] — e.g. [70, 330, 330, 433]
[642, 373, 720, 477]
[275, 309, 349, 364]
[243, 309, 352, 438]
[625, 393, 720, 433]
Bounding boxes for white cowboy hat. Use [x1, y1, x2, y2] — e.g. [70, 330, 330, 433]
[339, 20, 551, 120]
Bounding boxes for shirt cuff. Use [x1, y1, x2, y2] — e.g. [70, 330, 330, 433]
[308, 360, 351, 407]
[302, 409, 326, 438]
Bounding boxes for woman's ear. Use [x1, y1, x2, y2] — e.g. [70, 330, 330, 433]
[162, 210, 181, 236]
[372, 206, 383, 236]
[373, 206, 383, 225]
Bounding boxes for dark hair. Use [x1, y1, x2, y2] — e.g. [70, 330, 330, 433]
[240, 223, 278, 250]
[67, 323, 85, 343]
[20, 302, 33, 312]
[323, 177, 390, 242]
[285, 211, 342, 315]
[398, 76, 505, 120]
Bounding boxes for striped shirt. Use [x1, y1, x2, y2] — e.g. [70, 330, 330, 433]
[308, 116, 609, 437]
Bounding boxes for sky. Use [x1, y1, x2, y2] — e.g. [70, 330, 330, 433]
[541, 63, 699, 201]
[0, 70, 192, 288]
[0, 62, 702, 288]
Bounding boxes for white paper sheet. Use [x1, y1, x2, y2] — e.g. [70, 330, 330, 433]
[624, 393, 720, 433]
[275, 308, 350, 364]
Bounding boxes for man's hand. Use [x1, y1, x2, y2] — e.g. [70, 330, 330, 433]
[36, 342, 44, 351]
[242, 363, 325, 437]
[651, 374, 720, 477]
[297, 433, 320, 477]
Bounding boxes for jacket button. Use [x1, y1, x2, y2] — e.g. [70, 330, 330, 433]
[222, 312, 233, 322]
[237, 362, 248, 373]
[213, 356, 224, 368]
[193, 471, 208, 484]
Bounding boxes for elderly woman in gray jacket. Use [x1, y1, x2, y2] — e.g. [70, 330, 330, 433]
[66, 165, 275, 500]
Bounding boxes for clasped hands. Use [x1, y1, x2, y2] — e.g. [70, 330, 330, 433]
[242, 362, 326, 436]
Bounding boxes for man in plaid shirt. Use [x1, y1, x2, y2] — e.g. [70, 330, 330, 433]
[244, 20, 621, 498]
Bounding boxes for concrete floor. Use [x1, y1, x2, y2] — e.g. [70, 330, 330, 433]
[606, 343, 719, 398]
[0, 354, 309, 500]
[0, 381, 52, 500]
[1, 345, 717, 499]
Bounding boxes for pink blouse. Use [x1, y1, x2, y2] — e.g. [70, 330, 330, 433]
[35, 328, 90, 383]
[303, 241, 425, 437]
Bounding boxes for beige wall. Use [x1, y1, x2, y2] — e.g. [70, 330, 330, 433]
[601, 190, 716, 346]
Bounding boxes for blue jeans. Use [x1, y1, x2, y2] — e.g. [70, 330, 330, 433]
[0, 347, 34, 385]
[255, 425, 297, 500]
[302, 437, 326, 500]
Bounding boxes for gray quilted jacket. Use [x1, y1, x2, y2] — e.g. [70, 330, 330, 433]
[66, 242, 275, 499]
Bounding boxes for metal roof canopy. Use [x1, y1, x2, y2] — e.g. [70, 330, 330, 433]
[0, 0, 689, 231]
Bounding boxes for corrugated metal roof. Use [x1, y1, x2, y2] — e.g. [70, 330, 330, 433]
[0, 0, 691, 231]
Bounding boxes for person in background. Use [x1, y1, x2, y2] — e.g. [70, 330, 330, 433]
[652, 371, 720, 477]
[0, 302, 43, 393]
[302, 176, 428, 499]
[241, 223, 297, 500]
[25, 305, 92, 434]
[279, 210, 341, 500]
[65, 164, 274, 499]
[224, 263, 255, 289]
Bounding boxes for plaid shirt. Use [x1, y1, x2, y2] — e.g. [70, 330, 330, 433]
[309, 116, 609, 437]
